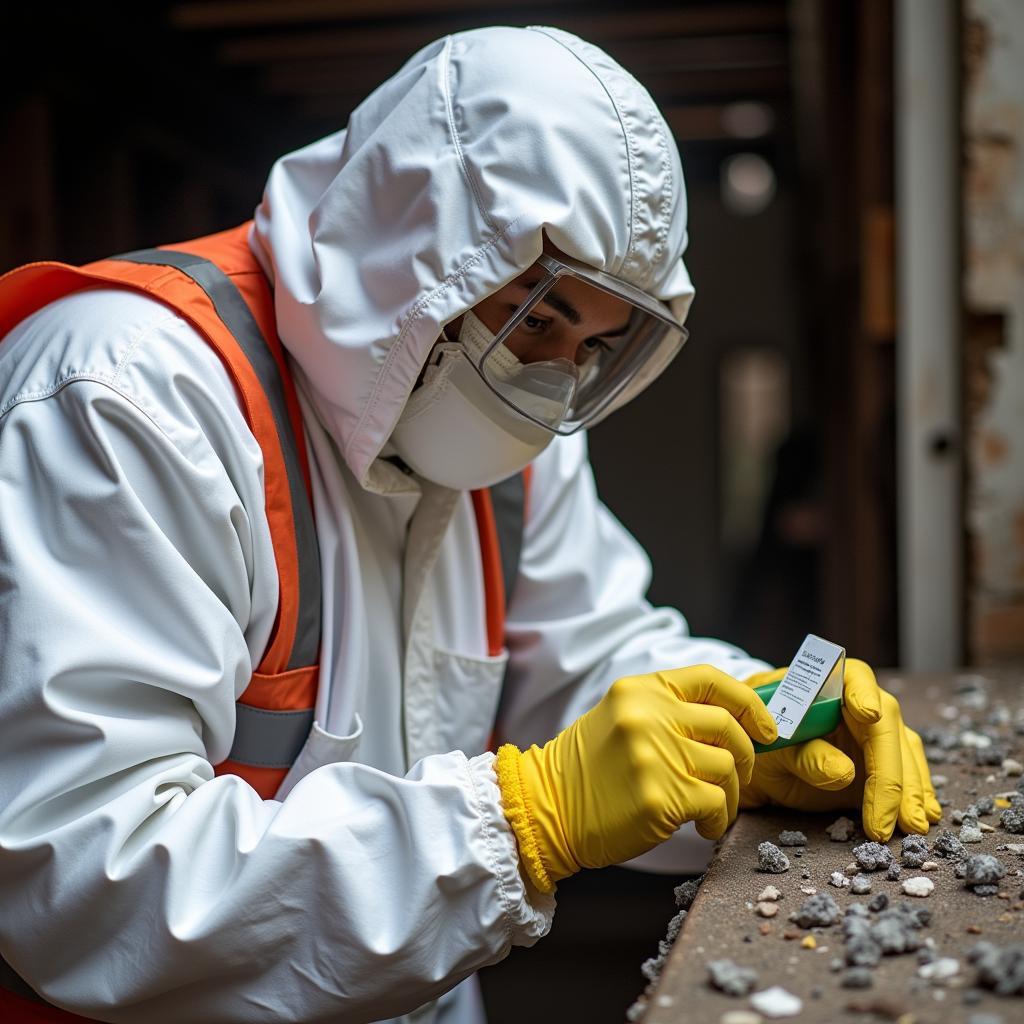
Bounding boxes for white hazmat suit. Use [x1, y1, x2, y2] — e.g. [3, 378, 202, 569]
[0, 26, 768, 1024]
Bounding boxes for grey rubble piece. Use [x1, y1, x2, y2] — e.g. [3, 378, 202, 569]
[841, 967, 874, 989]
[852, 841, 894, 871]
[962, 854, 1007, 888]
[706, 958, 759, 997]
[975, 746, 1006, 767]
[901, 834, 930, 867]
[757, 841, 790, 874]
[843, 918, 882, 968]
[968, 941, 1024, 996]
[886, 861, 903, 881]
[933, 828, 968, 859]
[640, 909, 687, 984]
[790, 892, 841, 928]
[843, 902, 932, 965]
[674, 874, 704, 910]
[1001, 807, 1024, 834]
[868, 893, 890, 913]
[973, 795, 996, 816]
[851, 873, 873, 895]
[961, 825, 985, 844]
[953, 809, 979, 827]
[778, 830, 808, 847]
[826, 816, 857, 841]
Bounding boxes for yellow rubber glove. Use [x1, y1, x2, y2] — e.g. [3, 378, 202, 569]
[739, 659, 942, 841]
[495, 666, 779, 893]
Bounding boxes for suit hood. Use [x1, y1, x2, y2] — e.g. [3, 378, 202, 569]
[252, 25, 694, 488]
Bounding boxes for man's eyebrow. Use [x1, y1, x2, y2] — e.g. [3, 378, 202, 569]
[516, 281, 581, 325]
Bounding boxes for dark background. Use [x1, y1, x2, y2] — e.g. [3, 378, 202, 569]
[2, 2, 898, 1020]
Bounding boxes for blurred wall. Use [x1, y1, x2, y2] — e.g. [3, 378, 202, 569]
[964, 0, 1024, 663]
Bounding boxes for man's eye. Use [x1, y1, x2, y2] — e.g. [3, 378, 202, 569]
[521, 314, 550, 334]
[581, 336, 613, 355]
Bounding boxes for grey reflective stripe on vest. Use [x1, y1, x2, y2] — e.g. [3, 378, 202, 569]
[111, 247, 321, 671]
[490, 472, 527, 607]
[229, 704, 315, 768]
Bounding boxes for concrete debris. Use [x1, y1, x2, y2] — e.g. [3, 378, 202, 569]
[868, 893, 889, 913]
[967, 941, 1024, 996]
[996, 843, 1024, 855]
[853, 842, 894, 871]
[790, 892, 841, 928]
[841, 966, 874, 989]
[625, 998, 647, 1022]
[749, 986, 803, 1018]
[979, 822, 997, 832]
[961, 825, 985, 844]
[1005, 758, 1024, 777]
[1001, 807, 1024, 834]
[826, 816, 857, 842]
[843, 923, 882, 968]
[830, 871, 851, 888]
[707, 959, 759, 997]
[885, 861, 902, 881]
[933, 829, 968, 859]
[757, 842, 790, 874]
[931, 774, 949, 786]
[756, 885, 782, 902]
[851, 873, 873, 895]
[921, 860, 940, 871]
[973, 885, 1001, 897]
[846, 903, 869, 919]
[777, 830, 807, 847]
[902, 876, 935, 897]
[974, 795, 997, 816]
[799, 886, 817, 895]
[756, 902, 779, 918]
[953, 809, 980, 827]
[918, 957, 960, 981]
[901, 834, 930, 867]
[674, 875, 704, 910]
[975, 746, 1007, 767]
[962, 854, 1007, 890]
[965, 1015, 1004, 1024]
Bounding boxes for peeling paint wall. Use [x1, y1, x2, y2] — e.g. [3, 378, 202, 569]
[964, 0, 1024, 662]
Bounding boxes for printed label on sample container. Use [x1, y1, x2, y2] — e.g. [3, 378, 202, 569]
[763, 634, 846, 739]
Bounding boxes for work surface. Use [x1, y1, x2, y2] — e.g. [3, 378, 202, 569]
[636, 670, 1024, 1023]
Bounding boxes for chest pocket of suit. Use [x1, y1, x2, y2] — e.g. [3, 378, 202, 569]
[275, 714, 364, 800]
[432, 647, 509, 757]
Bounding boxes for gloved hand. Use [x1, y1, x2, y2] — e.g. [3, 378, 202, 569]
[739, 659, 942, 841]
[494, 666, 779, 893]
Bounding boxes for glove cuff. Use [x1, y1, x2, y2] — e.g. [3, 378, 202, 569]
[494, 743, 556, 894]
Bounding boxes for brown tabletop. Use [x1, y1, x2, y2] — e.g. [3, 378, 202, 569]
[637, 670, 1024, 1024]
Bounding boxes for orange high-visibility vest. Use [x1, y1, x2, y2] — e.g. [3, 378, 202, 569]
[0, 224, 530, 1022]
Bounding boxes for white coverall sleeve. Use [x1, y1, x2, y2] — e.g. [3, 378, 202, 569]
[0, 333, 550, 1023]
[498, 433, 772, 875]
[499, 430, 771, 748]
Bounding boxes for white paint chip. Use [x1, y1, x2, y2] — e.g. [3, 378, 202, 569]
[750, 986, 803, 1018]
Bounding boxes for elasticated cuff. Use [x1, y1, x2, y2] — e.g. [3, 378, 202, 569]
[493, 743, 556, 894]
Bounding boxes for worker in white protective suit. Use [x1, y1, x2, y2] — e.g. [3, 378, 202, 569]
[0, 26, 940, 1024]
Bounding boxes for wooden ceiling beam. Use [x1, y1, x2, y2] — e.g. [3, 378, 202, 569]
[176, 1, 786, 35]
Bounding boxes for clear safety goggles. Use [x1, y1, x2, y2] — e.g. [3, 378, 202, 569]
[463, 254, 689, 435]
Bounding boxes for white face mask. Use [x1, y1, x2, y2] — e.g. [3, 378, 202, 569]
[389, 312, 561, 489]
